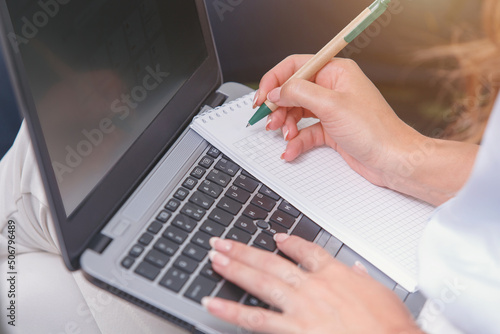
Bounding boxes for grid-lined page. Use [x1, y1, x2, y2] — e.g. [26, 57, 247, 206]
[191, 93, 435, 291]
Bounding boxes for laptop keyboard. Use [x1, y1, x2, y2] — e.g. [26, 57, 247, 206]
[120, 145, 321, 306]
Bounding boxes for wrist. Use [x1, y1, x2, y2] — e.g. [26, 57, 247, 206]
[381, 131, 479, 206]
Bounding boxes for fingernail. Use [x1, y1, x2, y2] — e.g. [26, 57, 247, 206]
[354, 261, 368, 274]
[209, 250, 230, 266]
[202, 297, 225, 312]
[267, 87, 281, 103]
[266, 117, 272, 131]
[274, 233, 289, 243]
[280, 151, 286, 160]
[282, 125, 289, 141]
[253, 90, 259, 108]
[210, 237, 232, 252]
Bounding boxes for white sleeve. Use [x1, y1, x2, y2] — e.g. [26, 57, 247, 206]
[418, 100, 500, 334]
[0, 121, 60, 256]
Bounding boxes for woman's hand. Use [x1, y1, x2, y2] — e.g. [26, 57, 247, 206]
[253, 55, 478, 205]
[203, 235, 423, 334]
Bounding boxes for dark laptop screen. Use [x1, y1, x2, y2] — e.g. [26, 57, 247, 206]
[6, 0, 208, 215]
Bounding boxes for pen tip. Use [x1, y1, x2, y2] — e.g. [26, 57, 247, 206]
[246, 123, 251, 128]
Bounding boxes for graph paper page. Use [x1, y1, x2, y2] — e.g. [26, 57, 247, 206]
[191, 93, 435, 291]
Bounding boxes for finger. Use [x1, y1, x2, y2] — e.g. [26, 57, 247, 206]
[202, 297, 296, 334]
[281, 122, 330, 162]
[268, 78, 343, 122]
[268, 106, 305, 139]
[256, 55, 314, 107]
[210, 237, 307, 286]
[274, 234, 335, 272]
[209, 250, 296, 310]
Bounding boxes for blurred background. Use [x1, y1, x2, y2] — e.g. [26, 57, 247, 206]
[0, 0, 483, 158]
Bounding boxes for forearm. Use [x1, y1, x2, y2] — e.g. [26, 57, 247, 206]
[384, 133, 479, 206]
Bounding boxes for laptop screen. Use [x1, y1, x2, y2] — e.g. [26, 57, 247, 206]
[6, 0, 208, 215]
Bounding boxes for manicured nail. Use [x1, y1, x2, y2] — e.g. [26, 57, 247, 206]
[253, 90, 259, 108]
[282, 126, 289, 141]
[209, 250, 230, 266]
[267, 87, 281, 103]
[274, 233, 290, 243]
[266, 117, 272, 131]
[354, 261, 368, 274]
[201, 297, 225, 312]
[210, 237, 232, 252]
[280, 151, 286, 160]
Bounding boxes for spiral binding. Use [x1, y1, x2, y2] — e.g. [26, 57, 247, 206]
[193, 92, 254, 124]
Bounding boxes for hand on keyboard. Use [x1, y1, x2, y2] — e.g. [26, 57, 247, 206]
[202, 235, 424, 334]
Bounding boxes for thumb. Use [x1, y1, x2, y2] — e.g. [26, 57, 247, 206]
[267, 79, 342, 121]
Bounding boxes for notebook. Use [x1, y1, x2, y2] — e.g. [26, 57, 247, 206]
[191, 92, 436, 292]
[0, 0, 428, 332]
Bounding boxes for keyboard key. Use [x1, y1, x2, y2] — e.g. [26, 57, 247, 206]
[259, 185, 280, 201]
[253, 233, 276, 252]
[262, 222, 288, 236]
[174, 255, 199, 274]
[165, 198, 181, 212]
[163, 225, 189, 244]
[233, 175, 259, 192]
[156, 210, 172, 223]
[199, 156, 214, 169]
[147, 221, 163, 234]
[145, 249, 170, 268]
[184, 276, 217, 304]
[190, 166, 206, 179]
[208, 208, 233, 227]
[171, 214, 197, 232]
[182, 177, 198, 190]
[225, 227, 252, 244]
[200, 263, 222, 282]
[207, 170, 231, 187]
[181, 203, 206, 221]
[182, 243, 208, 262]
[138, 233, 154, 246]
[242, 204, 268, 220]
[251, 193, 277, 212]
[121, 256, 135, 269]
[215, 158, 240, 176]
[154, 237, 179, 256]
[207, 146, 221, 158]
[278, 201, 300, 218]
[191, 231, 212, 250]
[241, 170, 257, 180]
[160, 268, 190, 293]
[134, 261, 161, 281]
[244, 295, 268, 308]
[174, 188, 189, 201]
[200, 220, 225, 237]
[234, 216, 257, 235]
[217, 197, 242, 215]
[129, 244, 144, 257]
[189, 191, 215, 210]
[198, 180, 223, 198]
[291, 216, 321, 242]
[255, 220, 270, 230]
[225, 185, 251, 204]
[270, 210, 295, 229]
[216, 281, 245, 302]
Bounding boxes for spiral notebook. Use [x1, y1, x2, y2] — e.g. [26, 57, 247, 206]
[190, 92, 436, 292]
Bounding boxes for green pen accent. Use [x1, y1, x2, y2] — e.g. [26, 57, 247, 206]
[344, 0, 391, 43]
[247, 102, 273, 127]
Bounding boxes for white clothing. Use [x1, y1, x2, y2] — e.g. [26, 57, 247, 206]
[418, 96, 500, 333]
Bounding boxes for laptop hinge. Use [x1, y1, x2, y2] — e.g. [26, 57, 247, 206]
[201, 90, 227, 110]
[88, 233, 113, 254]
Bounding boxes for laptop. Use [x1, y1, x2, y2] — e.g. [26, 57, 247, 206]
[0, 0, 426, 332]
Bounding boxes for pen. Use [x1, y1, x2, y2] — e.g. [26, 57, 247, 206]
[247, 0, 391, 127]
